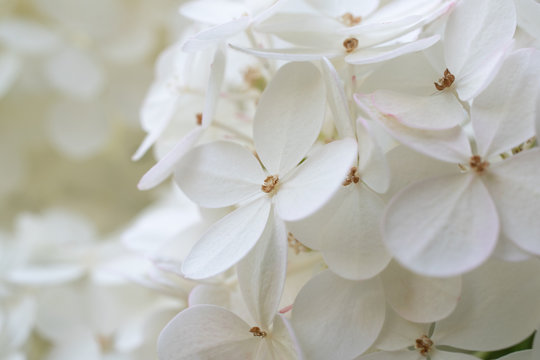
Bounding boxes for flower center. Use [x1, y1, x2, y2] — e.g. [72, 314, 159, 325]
[343, 37, 359, 53]
[469, 155, 489, 174]
[415, 335, 433, 356]
[342, 167, 360, 186]
[288, 232, 310, 255]
[341, 13, 362, 26]
[261, 175, 279, 194]
[249, 326, 267, 338]
[434, 68, 455, 91]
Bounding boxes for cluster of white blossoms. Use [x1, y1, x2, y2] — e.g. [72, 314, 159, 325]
[134, 0, 540, 359]
[2, 0, 540, 359]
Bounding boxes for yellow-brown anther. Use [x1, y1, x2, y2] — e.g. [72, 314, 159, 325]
[469, 155, 490, 174]
[343, 167, 360, 186]
[341, 13, 362, 26]
[343, 37, 359, 53]
[195, 113, 203, 126]
[261, 175, 279, 193]
[434, 68, 455, 91]
[249, 326, 267, 338]
[415, 335, 433, 356]
[288, 232, 309, 255]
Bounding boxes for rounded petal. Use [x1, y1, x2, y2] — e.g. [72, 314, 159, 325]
[276, 138, 357, 222]
[357, 117, 390, 194]
[253, 62, 325, 175]
[370, 90, 466, 130]
[444, 0, 516, 99]
[356, 350, 422, 360]
[175, 141, 265, 208]
[472, 49, 540, 157]
[158, 305, 257, 360]
[374, 306, 429, 352]
[383, 174, 499, 277]
[483, 149, 540, 255]
[0, 19, 59, 54]
[434, 259, 540, 351]
[237, 212, 287, 329]
[291, 271, 385, 360]
[182, 198, 271, 279]
[380, 261, 461, 323]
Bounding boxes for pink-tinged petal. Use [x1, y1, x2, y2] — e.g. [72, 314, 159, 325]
[380, 261, 461, 323]
[175, 141, 265, 208]
[253, 62, 326, 175]
[483, 149, 540, 255]
[237, 212, 287, 329]
[158, 305, 258, 360]
[346, 35, 440, 65]
[320, 57, 355, 138]
[357, 93, 471, 163]
[276, 138, 357, 222]
[288, 184, 389, 280]
[370, 90, 466, 130]
[444, 0, 516, 97]
[291, 271, 385, 360]
[182, 17, 250, 52]
[138, 127, 204, 190]
[182, 198, 272, 279]
[357, 118, 390, 193]
[434, 259, 540, 351]
[229, 44, 343, 62]
[201, 47, 226, 128]
[472, 49, 540, 157]
[383, 174, 499, 277]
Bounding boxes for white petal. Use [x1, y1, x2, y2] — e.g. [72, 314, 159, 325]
[175, 141, 265, 208]
[492, 233, 531, 262]
[320, 57, 355, 138]
[253, 62, 325, 175]
[374, 307, 429, 352]
[6, 265, 84, 286]
[483, 149, 540, 255]
[346, 35, 440, 65]
[201, 47, 226, 128]
[229, 44, 342, 62]
[289, 184, 389, 280]
[370, 90, 466, 130]
[276, 138, 357, 221]
[180, 1, 249, 24]
[356, 94, 471, 163]
[182, 198, 271, 279]
[237, 212, 287, 329]
[291, 271, 385, 360]
[356, 350, 421, 360]
[434, 258, 540, 351]
[472, 49, 540, 157]
[0, 52, 20, 98]
[268, 314, 303, 360]
[45, 46, 104, 99]
[305, 0, 379, 18]
[383, 174, 499, 277]
[158, 305, 258, 360]
[356, 118, 390, 193]
[496, 350, 534, 360]
[444, 0, 516, 99]
[137, 127, 204, 190]
[431, 350, 481, 360]
[516, 0, 540, 38]
[380, 261, 461, 323]
[182, 17, 250, 52]
[0, 19, 59, 54]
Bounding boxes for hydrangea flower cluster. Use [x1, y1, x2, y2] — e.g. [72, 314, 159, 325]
[135, 0, 540, 359]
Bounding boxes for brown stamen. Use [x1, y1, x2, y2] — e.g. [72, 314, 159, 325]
[415, 335, 433, 356]
[469, 155, 489, 174]
[249, 326, 267, 338]
[261, 175, 279, 193]
[343, 167, 360, 186]
[434, 68, 455, 91]
[195, 113, 203, 126]
[341, 13, 362, 26]
[287, 232, 309, 255]
[343, 37, 359, 53]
